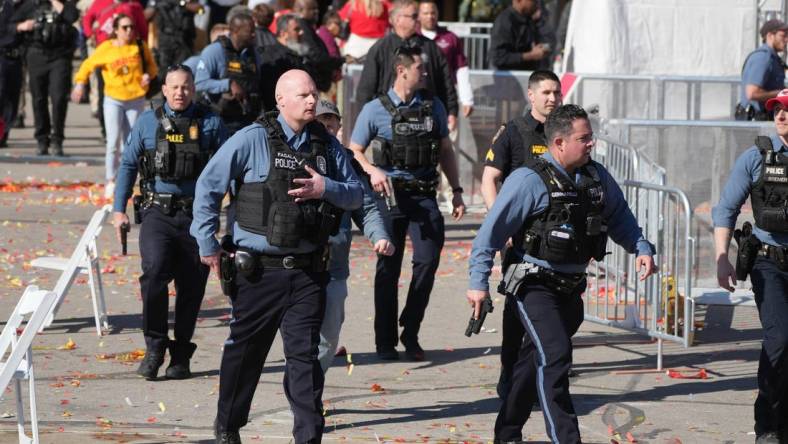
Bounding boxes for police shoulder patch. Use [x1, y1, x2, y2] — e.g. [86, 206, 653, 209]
[485, 149, 495, 162]
[316, 155, 328, 175]
[531, 144, 548, 155]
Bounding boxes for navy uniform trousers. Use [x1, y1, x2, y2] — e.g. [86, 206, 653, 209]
[374, 190, 444, 350]
[0, 53, 23, 143]
[139, 207, 209, 351]
[217, 266, 327, 443]
[496, 282, 584, 444]
[750, 255, 788, 437]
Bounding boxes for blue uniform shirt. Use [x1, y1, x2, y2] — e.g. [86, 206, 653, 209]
[740, 44, 786, 112]
[350, 88, 449, 181]
[190, 114, 364, 256]
[113, 102, 228, 213]
[182, 55, 201, 75]
[194, 40, 259, 99]
[327, 177, 391, 280]
[468, 152, 655, 292]
[712, 133, 788, 247]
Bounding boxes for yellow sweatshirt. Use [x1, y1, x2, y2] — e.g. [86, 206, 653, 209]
[74, 40, 159, 101]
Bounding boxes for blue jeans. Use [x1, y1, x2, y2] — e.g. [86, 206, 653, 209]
[103, 96, 144, 180]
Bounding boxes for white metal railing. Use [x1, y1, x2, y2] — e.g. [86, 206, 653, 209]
[439, 21, 492, 70]
[584, 181, 695, 369]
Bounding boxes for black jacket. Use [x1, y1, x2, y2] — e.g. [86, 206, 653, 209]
[13, 0, 78, 57]
[298, 18, 344, 92]
[357, 32, 458, 116]
[490, 6, 544, 70]
[258, 42, 306, 111]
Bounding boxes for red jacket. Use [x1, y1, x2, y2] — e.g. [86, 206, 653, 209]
[83, 0, 148, 45]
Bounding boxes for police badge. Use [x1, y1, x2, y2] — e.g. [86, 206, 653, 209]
[316, 156, 327, 175]
[189, 124, 199, 140]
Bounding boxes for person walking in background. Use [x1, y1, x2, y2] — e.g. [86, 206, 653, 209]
[490, 0, 551, 71]
[339, 0, 389, 60]
[417, 0, 473, 119]
[736, 19, 788, 121]
[82, 0, 148, 143]
[13, 0, 79, 156]
[71, 14, 158, 198]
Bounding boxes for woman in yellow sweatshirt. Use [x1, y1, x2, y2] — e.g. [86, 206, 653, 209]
[70, 14, 158, 198]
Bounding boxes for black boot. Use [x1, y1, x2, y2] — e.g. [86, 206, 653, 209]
[51, 143, 64, 157]
[36, 141, 49, 156]
[165, 342, 197, 380]
[214, 419, 242, 444]
[137, 345, 166, 380]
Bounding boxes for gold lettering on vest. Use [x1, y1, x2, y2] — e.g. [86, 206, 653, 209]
[166, 134, 184, 143]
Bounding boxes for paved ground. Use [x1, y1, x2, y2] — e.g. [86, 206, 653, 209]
[0, 98, 767, 443]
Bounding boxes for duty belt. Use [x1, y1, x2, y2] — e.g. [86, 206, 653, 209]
[234, 248, 328, 274]
[142, 192, 194, 215]
[759, 244, 788, 269]
[391, 177, 439, 194]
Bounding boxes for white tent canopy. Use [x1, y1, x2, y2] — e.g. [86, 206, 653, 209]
[564, 0, 758, 76]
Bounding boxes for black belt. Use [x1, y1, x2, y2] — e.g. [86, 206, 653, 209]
[143, 192, 193, 215]
[234, 248, 328, 273]
[759, 244, 788, 266]
[2, 48, 22, 59]
[391, 178, 439, 194]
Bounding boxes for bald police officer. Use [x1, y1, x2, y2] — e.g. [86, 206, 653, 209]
[191, 70, 362, 444]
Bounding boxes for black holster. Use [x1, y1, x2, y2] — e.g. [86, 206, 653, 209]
[132, 195, 143, 224]
[219, 235, 238, 297]
[734, 222, 760, 281]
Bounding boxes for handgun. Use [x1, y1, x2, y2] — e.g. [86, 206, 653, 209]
[120, 222, 130, 256]
[465, 295, 494, 337]
[383, 176, 397, 210]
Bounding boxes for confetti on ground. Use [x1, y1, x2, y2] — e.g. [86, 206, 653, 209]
[666, 368, 708, 379]
[58, 338, 77, 350]
[370, 383, 384, 392]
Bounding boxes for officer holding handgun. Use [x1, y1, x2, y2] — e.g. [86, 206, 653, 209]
[112, 64, 227, 381]
[349, 44, 466, 362]
[713, 89, 788, 444]
[190, 70, 362, 444]
[195, 12, 260, 135]
[467, 104, 656, 444]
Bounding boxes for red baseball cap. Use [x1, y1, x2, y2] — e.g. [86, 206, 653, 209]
[765, 89, 788, 111]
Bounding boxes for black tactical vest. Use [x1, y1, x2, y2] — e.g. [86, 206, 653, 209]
[141, 106, 210, 183]
[752, 136, 788, 233]
[235, 112, 342, 248]
[218, 36, 258, 95]
[517, 158, 609, 264]
[31, 1, 75, 47]
[373, 92, 440, 170]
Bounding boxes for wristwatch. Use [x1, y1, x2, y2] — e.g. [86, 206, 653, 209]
[452, 187, 464, 194]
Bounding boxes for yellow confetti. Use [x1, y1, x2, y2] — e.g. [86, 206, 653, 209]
[347, 363, 354, 376]
[158, 402, 166, 413]
[58, 338, 77, 350]
[62, 411, 72, 417]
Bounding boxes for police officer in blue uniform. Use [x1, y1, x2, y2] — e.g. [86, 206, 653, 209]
[190, 70, 362, 444]
[467, 104, 657, 444]
[714, 89, 788, 444]
[195, 12, 260, 135]
[112, 64, 228, 381]
[480, 69, 563, 398]
[349, 44, 466, 361]
[737, 19, 788, 121]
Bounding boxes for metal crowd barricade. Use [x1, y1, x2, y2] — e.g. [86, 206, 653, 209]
[584, 181, 695, 369]
[601, 119, 773, 286]
[594, 136, 667, 186]
[564, 74, 742, 121]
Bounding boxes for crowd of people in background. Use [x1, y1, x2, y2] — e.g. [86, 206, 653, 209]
[0, 0, 569, 167]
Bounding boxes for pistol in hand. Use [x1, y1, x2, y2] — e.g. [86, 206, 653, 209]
[120, 222, 130, 256]
[465, 296, 494, 337]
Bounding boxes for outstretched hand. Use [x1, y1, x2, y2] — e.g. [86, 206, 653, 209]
[288, 165, 326, 202]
